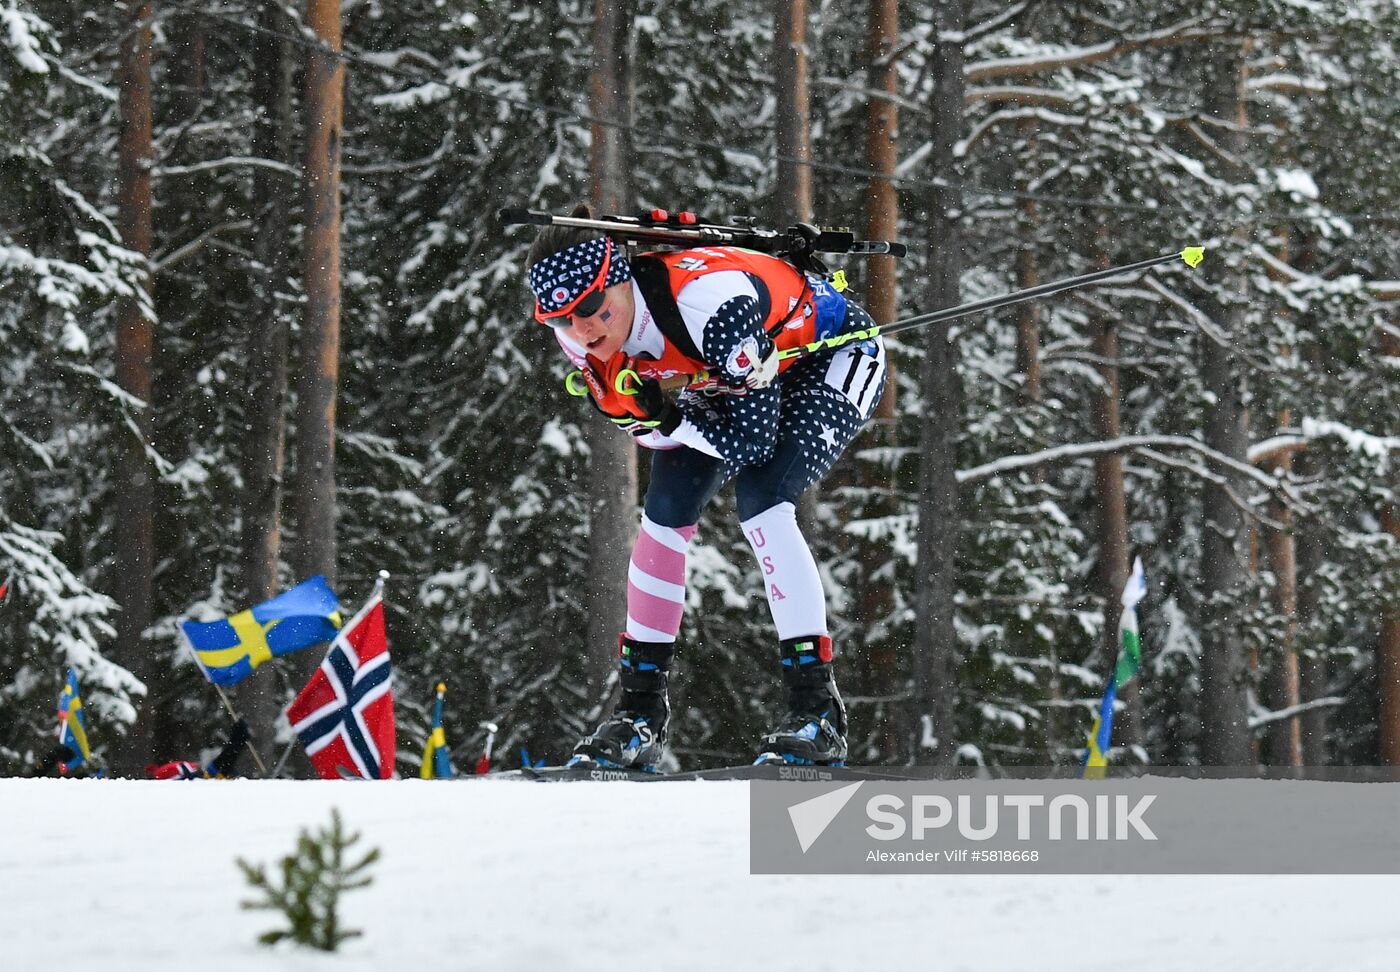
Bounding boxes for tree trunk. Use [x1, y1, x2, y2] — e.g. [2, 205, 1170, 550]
[236, 0, 297, 769]
[859, 0, 902, 761]
[1260, 235, 1301, 767]
[293, 0, 344, 657]
[1379, 324, 1400, 764]
[1014, 121, 1040, 408]
[1380, 505, 1400, 765]
[771, 2, 823, 558]
[586, 0, 640, 698]
[1197, 312, 1252, 766]
[862, 0, 898, 334]
[1293, 246, 1327, 765]
[1295, 504, 1327, 765]
[1014, 237, 1040, 402]
[912, 0, 965, 765]
[1195, 45, 1253, 767]
[772, 0, 812, 225]
[1015, 123, 1063, 761]
[113, 0, 157, 775]
[1087, 239, 1141, 753]
[1262, 492, 1302, 766]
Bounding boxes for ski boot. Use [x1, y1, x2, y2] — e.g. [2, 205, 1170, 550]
[568, 636, 673, 771]
[755, 635, 848, 766]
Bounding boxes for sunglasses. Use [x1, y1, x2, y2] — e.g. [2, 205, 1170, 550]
[533, 240, 613, 328]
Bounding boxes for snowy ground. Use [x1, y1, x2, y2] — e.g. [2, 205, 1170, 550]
[4, 778, 1399, 971]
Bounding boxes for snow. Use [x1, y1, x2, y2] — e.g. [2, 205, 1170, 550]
[1152, 596, 1201, 673]
[371, 81, 452, 109]
[1275, 167, 1320, 199]
[538, 417, 576, 456]
[60, 319, 89, 355]
[2, 3, 49, 74]
[979, 702, 1028, 731]
[5, 778, 1399, 970]
[1301, 417, 1399, 464]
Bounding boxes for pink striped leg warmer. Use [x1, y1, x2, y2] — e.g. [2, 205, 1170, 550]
[625, 514, 697, 644]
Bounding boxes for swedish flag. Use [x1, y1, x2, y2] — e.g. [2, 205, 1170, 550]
[420, 682, 455, 779]
[57, 668, 91, 769]
[181, 576, 342, 686]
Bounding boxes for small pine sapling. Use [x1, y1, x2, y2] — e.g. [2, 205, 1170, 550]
[237, 808, 380, 951]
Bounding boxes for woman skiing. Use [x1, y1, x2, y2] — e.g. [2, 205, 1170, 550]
[525, 204, 887, 768]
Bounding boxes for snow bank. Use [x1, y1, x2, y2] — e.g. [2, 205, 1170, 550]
[3, 778, 1399, 970]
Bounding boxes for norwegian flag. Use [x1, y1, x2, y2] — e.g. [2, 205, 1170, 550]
[287, 593, 395, 780]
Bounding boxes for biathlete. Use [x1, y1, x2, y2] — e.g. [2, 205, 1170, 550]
[524, 204, 887, 767]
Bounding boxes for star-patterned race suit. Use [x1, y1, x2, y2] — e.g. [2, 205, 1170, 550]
[554, 247, 886, 644]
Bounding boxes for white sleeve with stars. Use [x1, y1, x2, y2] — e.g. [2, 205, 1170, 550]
[664, 272, 781, 465]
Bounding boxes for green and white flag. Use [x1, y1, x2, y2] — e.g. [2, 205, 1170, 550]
[1083, 557, 1146, 777]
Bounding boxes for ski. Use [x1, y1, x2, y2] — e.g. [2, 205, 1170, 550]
[517, 764, 659, 782]
[493, 763, 920, 783]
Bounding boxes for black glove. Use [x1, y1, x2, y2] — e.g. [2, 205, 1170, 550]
[210, 718, 253, 778]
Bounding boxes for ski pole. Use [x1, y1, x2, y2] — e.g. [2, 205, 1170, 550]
[568, 246, 1204, 396]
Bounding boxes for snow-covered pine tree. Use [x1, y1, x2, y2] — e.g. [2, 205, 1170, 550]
[0, 1, 144, 770]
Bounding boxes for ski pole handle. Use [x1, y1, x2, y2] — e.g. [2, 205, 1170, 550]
[564, 371, 590, 396]
[562, 366, 653, 396]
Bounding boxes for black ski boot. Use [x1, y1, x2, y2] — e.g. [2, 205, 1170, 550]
[568, 637, 673, 771]
[755, 635, 848, 766]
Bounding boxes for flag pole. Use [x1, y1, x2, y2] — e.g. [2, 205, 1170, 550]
[181, 622, 269, 777]
[211, 683, 269, 777]
[272, 738, 297, 778]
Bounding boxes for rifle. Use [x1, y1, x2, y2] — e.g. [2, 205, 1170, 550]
[499, 206, 906, 278]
